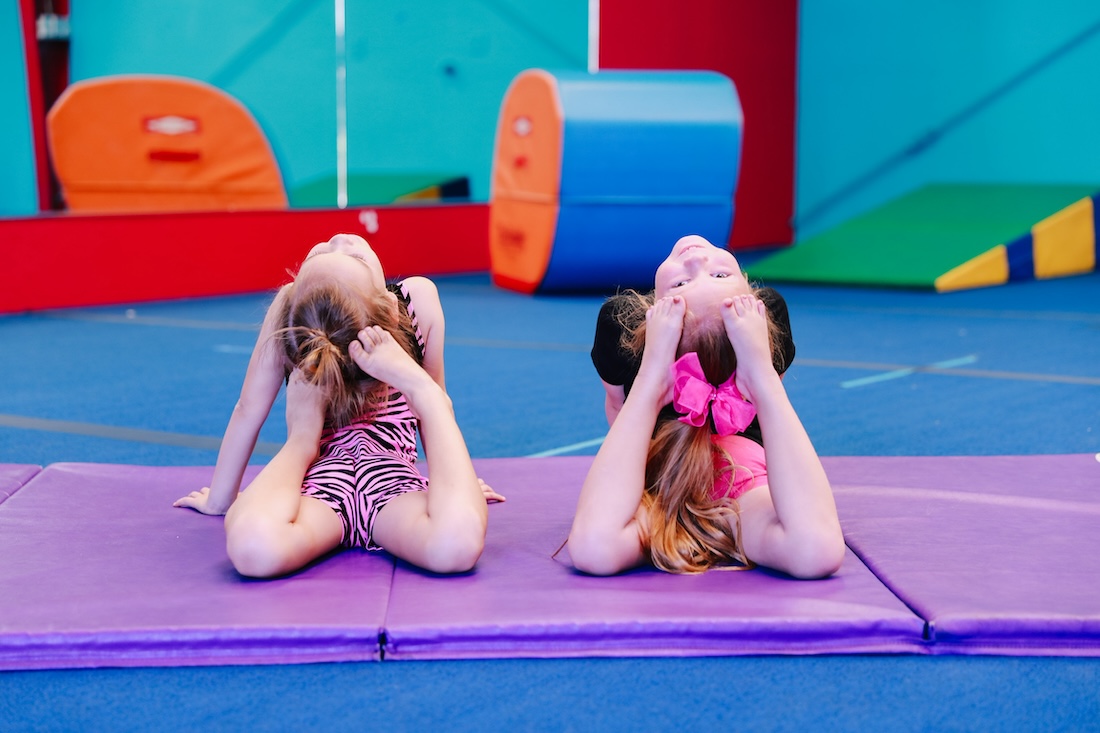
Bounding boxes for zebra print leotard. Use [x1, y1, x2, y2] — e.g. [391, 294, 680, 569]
[300, 281, 428, 551]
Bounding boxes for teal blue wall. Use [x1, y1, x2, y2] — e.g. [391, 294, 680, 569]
[0, 2, 40, 217]
[797, 1, 1100, 239]
[29, 2, 1100, 223]
[69, 0, 588, 206]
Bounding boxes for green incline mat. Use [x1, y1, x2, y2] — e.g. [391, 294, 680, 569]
[748, 184, 1098, 288]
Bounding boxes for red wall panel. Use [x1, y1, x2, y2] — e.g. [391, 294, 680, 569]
[20, 0, 51, 211]
[599, 0, 797, 249]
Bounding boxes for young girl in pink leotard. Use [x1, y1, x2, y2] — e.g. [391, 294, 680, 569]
[175, 233, 502, 578]
[568, 235, 844, 577]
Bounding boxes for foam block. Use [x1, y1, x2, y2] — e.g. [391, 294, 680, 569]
[824, 454, 1100, 655]
[382, 457, 926, 659]
[0, 463, 393, 670]
[489, 69, 743, 293]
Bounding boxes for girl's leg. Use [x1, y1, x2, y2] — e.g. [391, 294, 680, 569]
[370, 487, 484, 574]
[223, 371, 344, 578]
[225, 488, 344, 578]
[351, 327, 488, 574]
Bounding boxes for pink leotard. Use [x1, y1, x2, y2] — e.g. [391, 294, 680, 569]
[299, 281, 428, 550]
[711, 434, 767, 501]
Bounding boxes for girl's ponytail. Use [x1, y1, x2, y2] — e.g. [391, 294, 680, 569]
[270, 276, 417, 428]
[293, 326, 354, 418]
[642, 418, 750, 573]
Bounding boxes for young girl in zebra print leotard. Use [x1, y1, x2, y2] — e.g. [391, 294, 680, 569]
[174, 233, 502, 577]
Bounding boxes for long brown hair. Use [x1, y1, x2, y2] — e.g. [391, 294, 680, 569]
[268, 275, 418, 428]
[614, 288, 785, 573]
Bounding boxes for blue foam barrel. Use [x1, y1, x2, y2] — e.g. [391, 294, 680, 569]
[489, 69, 743, 293]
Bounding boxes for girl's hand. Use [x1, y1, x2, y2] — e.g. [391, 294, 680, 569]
[633, 295, 686, 404]
[721, 294, 778, 404]
[479, 478, 506, 504]
[173, 486, 233, 516]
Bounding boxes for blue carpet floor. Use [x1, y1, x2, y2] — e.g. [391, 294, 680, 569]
[1, 270, 1098, 731]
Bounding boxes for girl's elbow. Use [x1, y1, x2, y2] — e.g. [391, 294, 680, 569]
[232, 396, 269, 423]
[566, 528, 626, 576]
[786, 530, 846, 579]
[422, 520, 486, 574]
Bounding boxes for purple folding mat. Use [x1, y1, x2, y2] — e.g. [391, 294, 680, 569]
[825, 454, 1100, 656]
[8, 455, 1089, 667]
[382, 456, 926, 660]
[0, 463, 394, 670]
[0, 464, 41, 505]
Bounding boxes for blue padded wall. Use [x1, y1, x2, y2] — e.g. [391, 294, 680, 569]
[556, 71, 742, 201]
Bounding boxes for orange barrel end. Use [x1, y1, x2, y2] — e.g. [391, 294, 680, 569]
[488, 69, 564, 294]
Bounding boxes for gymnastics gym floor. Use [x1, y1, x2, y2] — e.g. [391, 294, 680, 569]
[1, 269, 1098, 731]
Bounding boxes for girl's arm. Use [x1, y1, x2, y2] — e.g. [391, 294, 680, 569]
[601, 381, 626, 426]
[401, 276, 446, 390]
[568, 296, 686, 575]
[174, 295, 286, 515]
[722, 295, 844, 579]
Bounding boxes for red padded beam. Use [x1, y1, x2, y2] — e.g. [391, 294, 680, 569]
[0, 204, 489, 313]
[599, 0, 797, 250]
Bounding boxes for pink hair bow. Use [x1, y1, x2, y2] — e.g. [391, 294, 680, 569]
[670, 352, 756, 436]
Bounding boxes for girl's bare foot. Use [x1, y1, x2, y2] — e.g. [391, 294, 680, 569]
[721, 294, 779, 404]
[634, 295, 686, 405]
[350, 326, 444, 418]
[349, 326, 430, 392]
